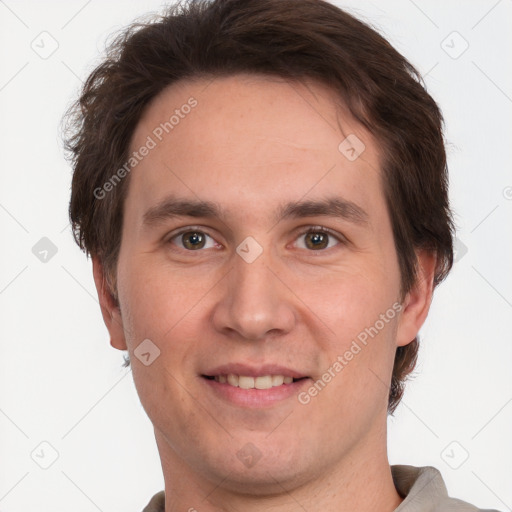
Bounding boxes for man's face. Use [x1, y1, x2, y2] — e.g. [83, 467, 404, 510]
[98, 74, 426, 492]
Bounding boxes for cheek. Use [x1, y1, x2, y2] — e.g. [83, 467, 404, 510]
[322, 262, 400, 335]
[312, 258, 401, 403]
[116, 259, 206, 432]
[117, 255, 211, 397]
[117, 254, 202, 340]
[316, 314, 399, 423]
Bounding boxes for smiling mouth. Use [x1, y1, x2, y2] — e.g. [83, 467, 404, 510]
[202, 374, 308, 390]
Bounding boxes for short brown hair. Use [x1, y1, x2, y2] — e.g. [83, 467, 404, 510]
[62, 0, 454, 414]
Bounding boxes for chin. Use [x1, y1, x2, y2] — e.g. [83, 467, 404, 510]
[200, 446, 315, 496]
[213, 465, 310, 497]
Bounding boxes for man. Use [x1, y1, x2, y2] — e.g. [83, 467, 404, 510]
[62, 0, 499, 510]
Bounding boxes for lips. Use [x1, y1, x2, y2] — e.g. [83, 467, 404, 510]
[202, 364, 309, 390]
[201, 363, 311, 407]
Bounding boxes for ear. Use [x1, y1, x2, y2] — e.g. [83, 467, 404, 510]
[92, 256, 127, 351]
[396, 249, 436, 348]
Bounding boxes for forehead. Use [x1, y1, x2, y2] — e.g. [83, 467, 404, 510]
[126, 74, 384, 225]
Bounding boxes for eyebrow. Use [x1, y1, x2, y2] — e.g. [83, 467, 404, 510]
[142, 195, 370, 228]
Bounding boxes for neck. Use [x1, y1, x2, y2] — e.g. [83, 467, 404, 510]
[156, 424, 403, 512]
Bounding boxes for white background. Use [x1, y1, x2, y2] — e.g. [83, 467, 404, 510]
[0, 0, 511, 511]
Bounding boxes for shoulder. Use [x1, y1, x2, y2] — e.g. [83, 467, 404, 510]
[391, 465, 501, 512]
[141, 467, 502, 512]
[142, 490, 165, 512]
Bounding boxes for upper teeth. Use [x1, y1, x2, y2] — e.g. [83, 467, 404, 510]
[214, 374, 294, 389]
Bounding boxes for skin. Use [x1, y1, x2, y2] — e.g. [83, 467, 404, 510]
[93, 74, 435, 512]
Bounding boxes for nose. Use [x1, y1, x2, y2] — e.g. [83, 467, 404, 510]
[211, 247, 296, 341]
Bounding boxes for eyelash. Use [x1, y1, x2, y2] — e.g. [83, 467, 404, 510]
[165, 225, 346, 253]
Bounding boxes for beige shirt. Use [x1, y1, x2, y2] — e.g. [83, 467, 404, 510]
[142, 465, 501, 512]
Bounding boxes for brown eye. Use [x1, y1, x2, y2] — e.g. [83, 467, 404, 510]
[294, 227, 343, 251]
[181, 231, 206, 250]
[304, 231, 329, 250]
[168, 229, 217, 251]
